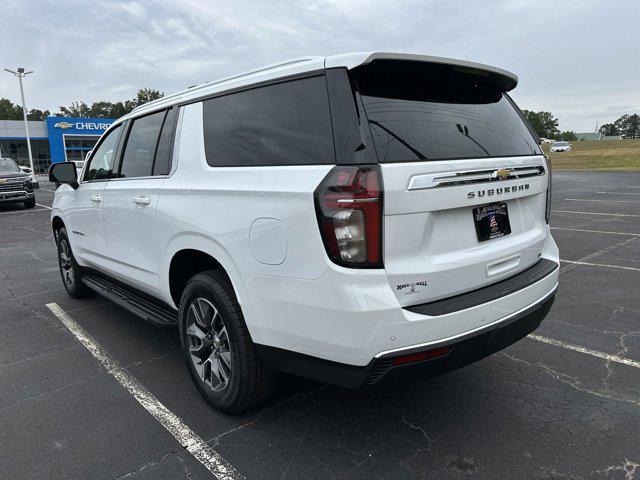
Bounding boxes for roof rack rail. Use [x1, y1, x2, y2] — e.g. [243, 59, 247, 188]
[132, 56, 322, 114]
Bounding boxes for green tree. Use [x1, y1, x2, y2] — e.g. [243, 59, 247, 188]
[558, 131, 577, 141]
[599, 123, 618, 136]
[614, 114, 640, 139]
[0, 98, 50, 120]
[58, 88, 164, 119]
[521, 110, 560, 139]
[0, 98, 23, 120]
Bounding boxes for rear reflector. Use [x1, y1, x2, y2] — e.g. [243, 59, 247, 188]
[392, 347, 451, 366]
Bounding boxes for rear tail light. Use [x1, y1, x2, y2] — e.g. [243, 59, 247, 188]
[314, 165, 383, 268]
[545, 155, 552, 224]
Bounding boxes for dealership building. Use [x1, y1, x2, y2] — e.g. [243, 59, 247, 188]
[0, 117, 115, 173]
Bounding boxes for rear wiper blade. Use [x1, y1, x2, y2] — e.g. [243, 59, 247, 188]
[368, 120, 428, 160]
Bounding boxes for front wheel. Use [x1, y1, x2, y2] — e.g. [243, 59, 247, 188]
[56, 228, 93, 298]
[24, 198, 36, 209]
[178, 270, 279, 413]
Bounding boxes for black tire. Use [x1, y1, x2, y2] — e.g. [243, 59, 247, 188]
[24, 198, 36, 209]
[56, 227, 94, 298]
[179, 270, 279, 413]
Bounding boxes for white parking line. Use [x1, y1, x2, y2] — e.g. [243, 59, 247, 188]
[560, 259, 640, 272]
[551, 227, 640, 237]
[45, 303, 243, 480]
[628, 186, 640, 188]
[0, 208, 50, 216]
[552, 209, 640, 218]
[565, 198, 640, 204]
[36, 203, 52, 210]
[528, 334, 640, 369]
[596, 191, 640, 196]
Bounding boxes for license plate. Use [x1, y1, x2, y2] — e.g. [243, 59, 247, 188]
[473, 203, 511, 241]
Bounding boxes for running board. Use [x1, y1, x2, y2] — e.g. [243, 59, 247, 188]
[82, 275, 178, 327]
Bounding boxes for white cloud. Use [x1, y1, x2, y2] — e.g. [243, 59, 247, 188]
[1, 0, 638, 130]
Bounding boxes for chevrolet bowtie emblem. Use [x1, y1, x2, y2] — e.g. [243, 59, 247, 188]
[0, 179, 6, 184]
[54, 122, 74, 129]
[493, 168, 511, 180]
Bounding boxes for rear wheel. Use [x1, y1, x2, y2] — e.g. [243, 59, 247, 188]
[178, 270, 279, 413]
[56, 228, 93, 298]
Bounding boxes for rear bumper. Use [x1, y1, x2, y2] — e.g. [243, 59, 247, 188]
[0, 190, 34, 203]
[256, 288, 556, 389]
[240, 233, 559, 367]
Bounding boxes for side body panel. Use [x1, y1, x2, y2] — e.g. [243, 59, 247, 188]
[101, 178, 165, 293]
[155, 102, 334, 309]
[52, 181, 109, 267]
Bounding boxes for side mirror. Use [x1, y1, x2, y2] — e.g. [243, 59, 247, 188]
[49, 162, 79, 189]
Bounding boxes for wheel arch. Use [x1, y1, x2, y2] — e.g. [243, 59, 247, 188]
[163, 232, 243, 310]
[51, 215, 65, 242]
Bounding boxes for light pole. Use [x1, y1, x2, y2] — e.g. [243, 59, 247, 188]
[4, 67, 36, 181]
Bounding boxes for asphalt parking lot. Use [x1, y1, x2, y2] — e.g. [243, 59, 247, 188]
[1, 171, 639, 480]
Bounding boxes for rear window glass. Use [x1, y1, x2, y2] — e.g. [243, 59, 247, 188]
[352, 60, 540, 162]
[202, 75, 335, 167]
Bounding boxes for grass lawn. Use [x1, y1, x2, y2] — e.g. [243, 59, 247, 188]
[542, 139, 640, 171]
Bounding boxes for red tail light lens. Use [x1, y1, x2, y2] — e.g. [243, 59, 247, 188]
[314, 165, 383, 268]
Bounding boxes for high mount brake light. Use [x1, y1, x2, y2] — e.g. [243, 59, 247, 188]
[314, 165, 383, 268]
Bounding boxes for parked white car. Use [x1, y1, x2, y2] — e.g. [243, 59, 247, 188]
[550, 141, 572, 152]
[49, 52, 559, 412]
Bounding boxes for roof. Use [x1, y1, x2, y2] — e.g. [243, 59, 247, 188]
[576, 132, 602, 141]
[128, 52, 518, 120]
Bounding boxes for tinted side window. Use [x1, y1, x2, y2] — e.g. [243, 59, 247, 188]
[119, 110, 166, 178]
[84, 124, 122, 181]
[203, 75, 334, 167]
[153, 108, 177, 176]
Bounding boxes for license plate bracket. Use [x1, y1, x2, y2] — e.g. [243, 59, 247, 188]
[473, 203, 511, 242]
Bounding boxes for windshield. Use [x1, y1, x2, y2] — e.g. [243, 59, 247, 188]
[0, 158, 21, 174]
[554, 142, 569, 146]
[352, 60, 540, 162]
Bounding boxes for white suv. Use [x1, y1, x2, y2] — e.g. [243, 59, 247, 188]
[50, 53, 559, 413]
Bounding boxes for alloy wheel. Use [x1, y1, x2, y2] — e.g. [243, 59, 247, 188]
[185, 298, 232, 392]
[59, 239, 74, 287]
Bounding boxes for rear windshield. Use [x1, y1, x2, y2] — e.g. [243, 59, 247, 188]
[352, 60, 540, 162]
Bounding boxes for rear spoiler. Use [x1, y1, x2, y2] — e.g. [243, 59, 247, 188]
[325, 52, 518, 92]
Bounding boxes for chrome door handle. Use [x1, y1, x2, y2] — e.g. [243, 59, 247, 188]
[90, 194, 101, 203]
[132, 196, 150, 205]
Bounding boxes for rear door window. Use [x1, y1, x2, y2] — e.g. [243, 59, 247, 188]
[119, 110, 166, 178]
[202, 75, 335, 167]
[352, 60, 540, 162]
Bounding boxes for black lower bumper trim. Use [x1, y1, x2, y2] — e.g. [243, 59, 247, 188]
[256, 290, 556, 389]
[404, 258, 558, 316]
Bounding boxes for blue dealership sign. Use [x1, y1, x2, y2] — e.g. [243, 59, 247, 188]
[46, 116, 116, 164]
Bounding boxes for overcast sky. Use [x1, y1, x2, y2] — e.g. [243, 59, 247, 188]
[2, 0, 638, 131]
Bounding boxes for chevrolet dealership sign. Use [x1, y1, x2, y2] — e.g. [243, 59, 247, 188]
[53, 120, 112, 131]
[46, 116, 116, 164]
